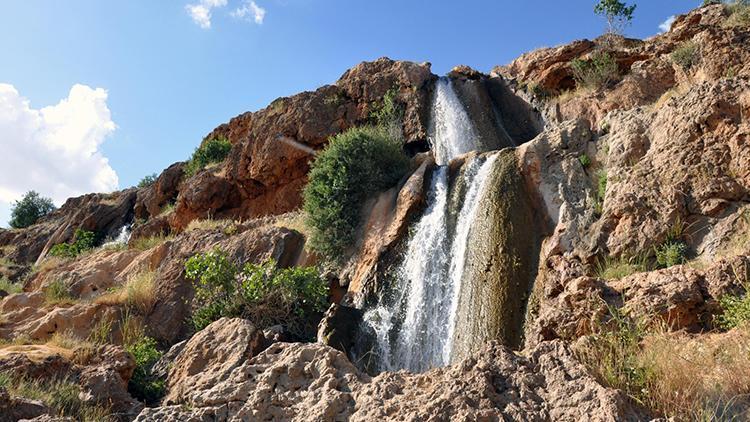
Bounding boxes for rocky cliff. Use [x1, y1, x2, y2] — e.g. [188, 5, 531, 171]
[1, 3, 749, 421]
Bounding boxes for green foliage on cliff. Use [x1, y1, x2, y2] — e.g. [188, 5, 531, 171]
[303, 125, 409, 263]
[48, 229, 97, 258]
[185, 136, 232, 177]
[137, 173, 158, 188]
[571, 52, 620, 91]
[126, 335, 165, 404]
[594, 0, 637, 34]
[9, 191, 56, 229]
[671, 41, 700, 70]
[185, 249, 328, 339]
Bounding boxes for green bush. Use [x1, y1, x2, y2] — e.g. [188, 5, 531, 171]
[137, 173, 158, 188]
[185, 137, 232, 176]
[49, 229, 97, 258]
[185, 249, 328, 339]
[9, 191, 56, 229]
[671, 42, 700, 71]
[717, 290, 750, 329]
[369, 87, 403, 128]
[571, 52, 620, 90]
[303, 126, 409, 263]
[655, 241, 687, 268]
[125, 335, 165, 404]
[593, 170, 608, 217]
[579, 154, 592, 168]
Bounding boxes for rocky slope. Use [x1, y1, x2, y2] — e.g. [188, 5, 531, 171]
[0, 3, 749, 421]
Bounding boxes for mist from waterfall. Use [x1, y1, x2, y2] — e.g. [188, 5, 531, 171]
[360, 77, 500, 372]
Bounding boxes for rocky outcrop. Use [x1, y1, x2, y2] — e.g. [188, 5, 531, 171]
[164, 318, 268, 405]
[138, 338, 646, 421]
[133, 162, 185, 220]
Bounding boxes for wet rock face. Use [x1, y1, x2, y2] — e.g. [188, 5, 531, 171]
[451, 150, 542, 359]
[138, 338, 647, 421]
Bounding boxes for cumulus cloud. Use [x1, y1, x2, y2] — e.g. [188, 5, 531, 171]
[231, 0, 266, 24]
[0, 83, 118, 219]
[659, 15, 676, 33]
[186, 0, 228, 29]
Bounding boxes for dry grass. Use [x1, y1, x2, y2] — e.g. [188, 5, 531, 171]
[725, 1, 750, 28]
[577, 305, 750, 420]
[95, 270, 156, 315]
[158, 202, 175, 217]
[130, 234, 173, 251]
[186, 218, 237, 235]
[274, 210, 310, 238]
[0, 277, 23, 294]
[33, 256, 69, 274]
[43, 280, 76, 306]
[638, 328, 750, 420]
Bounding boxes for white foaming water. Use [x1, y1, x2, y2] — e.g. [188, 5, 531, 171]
[102, 225, 131, 248]
[360, 78, 501, 372]
[429, 77, 479, 165]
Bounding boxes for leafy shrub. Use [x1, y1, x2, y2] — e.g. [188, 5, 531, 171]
[570, 52, 620, 90]
[185, 249, 328, 339]
[670, 41, 700, 71]
[717, 291, 750, 329]
[125, 335, 165, 404]
[185, 137, 232, 176]
[303, 125, 409, 263]
[369, 87, 403, 128]
[9, 191, 56, 229]
[48, 229, 97, 258]
[593, 170, 608, 217]
[137, 173, 158, 188]
[655, 241, 687, 268]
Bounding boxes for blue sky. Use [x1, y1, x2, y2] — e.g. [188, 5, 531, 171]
[0, 0, 701, 226]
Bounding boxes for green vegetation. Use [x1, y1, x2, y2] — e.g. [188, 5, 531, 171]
[0, 372, 111, 420]
[726, 0, 750, 27]
[655, 241, 688, 268]
[48, 229, 97, 258]
[670, 41, 700, 71]
[369, 87, 403, 128]
[570, 52, 620, 91]
[717, 289, 750, 329]
[43, 280, 75, 305]
[125, 334, 165, 404]
[130, 234, 173, 251]
[0, 277, 23, 294]
[185, 249, 328, 339]
[303, 125, 409, 263]
[595, 254, 649, 280]
[9, 191, 56, 229]
[185, 136, 232, 177]
[578, 154, 592, 168]
[594, 0, 637, 34]
[137, 173, 158, 188]
[593, 169, 608, 217]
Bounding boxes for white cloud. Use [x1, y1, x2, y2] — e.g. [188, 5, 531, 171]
[659, 15, 676, 33]
[0, 83, 118, 221]
[231, 0, 266, 24]
[186, 0, 228, 29]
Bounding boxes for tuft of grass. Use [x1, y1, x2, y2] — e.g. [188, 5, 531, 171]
[570, 51, 620, 91]
[726, 0, 750, 28]
[655, 241, 688, 269]
[43, 280, 75, 305]
[670, 41, 700, 71]
[95, 270, 156, 315]
[0, 277, 23, 294]
[593, 169, 608, 217]
[0, 372, 112, 421]
[596, 255, 649, 280]
[185, 218, 236, 234]
[130, 234, 173, 252]
[158, 202, 175, 217]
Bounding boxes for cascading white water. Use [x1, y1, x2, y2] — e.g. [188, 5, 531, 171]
[429, 78, 479, 165]
[101, 224, 132, 248]
[360, 77, 500, 372]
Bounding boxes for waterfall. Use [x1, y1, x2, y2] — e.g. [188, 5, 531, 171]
[358, 77, 502, 372]
[429, 78, 479, 165]
[102, 224, 132, 248]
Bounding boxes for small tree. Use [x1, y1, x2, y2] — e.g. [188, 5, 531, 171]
[9, 191, 56, 229]
[594, 0, 637, 34]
